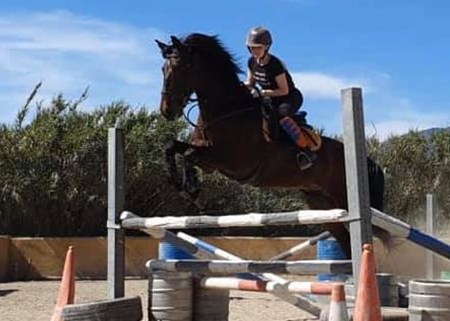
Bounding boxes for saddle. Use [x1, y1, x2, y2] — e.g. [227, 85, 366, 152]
[262, 110, 322, 152]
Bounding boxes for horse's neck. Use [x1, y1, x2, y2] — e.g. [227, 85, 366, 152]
[196, 82, 249, 121]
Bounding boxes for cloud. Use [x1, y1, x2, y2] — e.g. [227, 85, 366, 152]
[0, 10, 166, 124]
[367, 106, 450, 141]
[291, 72, 369, 100]
[289, 71, 447, 140]
[277, 0, 310, 3]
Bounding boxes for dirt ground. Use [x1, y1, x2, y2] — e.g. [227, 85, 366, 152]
[0, 279, 320, 321]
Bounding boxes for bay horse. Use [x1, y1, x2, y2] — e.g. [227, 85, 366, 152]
[155, 33, 385, 257]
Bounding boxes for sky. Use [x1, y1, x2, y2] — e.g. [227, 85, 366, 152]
[1, 0, 450, 140]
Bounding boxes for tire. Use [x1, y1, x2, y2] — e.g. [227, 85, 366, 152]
[61, 296, 142, 321]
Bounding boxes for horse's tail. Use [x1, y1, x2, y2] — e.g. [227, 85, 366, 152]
[367, 157, 385, 211]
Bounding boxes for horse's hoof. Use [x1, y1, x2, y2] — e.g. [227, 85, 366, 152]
[194, 196, 206, 210]
[184, 181, 200, 198]
[187, 187, 200, 200]
[167, 176, 182, 191]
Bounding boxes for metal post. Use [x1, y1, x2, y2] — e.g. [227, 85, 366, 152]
[107, 127, 125, 299]
[426, 193, 437, 279]
[341, 88, 373, 292]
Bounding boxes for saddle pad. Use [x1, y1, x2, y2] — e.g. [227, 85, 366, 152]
[299, 125, 322, 152]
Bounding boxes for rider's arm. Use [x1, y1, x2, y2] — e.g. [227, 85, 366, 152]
[245, 69, 256, 90]
[262, 72, 289, 97]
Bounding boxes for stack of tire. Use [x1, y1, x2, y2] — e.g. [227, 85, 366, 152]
[409, 279, 450, 321]
[61, 296, 142, 321]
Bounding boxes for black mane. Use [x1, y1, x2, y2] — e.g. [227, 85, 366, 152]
[182, 33, 243, 82]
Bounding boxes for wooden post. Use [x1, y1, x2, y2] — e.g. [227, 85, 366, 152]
[341, 88, 373, 292]
[107, 127, 125, 299]
[426, 194, 437, 279]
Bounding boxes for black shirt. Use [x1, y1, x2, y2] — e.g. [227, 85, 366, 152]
[248, 54, 296, 95]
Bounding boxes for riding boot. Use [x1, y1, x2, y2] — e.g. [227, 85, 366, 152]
[279, 116, 317, 170]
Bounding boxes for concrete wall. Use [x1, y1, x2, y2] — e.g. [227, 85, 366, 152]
[1, 236, 450, 281]
[0, 236, 316, 281]
[0, 236, 10, 281]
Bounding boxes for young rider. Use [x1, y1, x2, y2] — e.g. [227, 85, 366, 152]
[245, 26, 316, 170]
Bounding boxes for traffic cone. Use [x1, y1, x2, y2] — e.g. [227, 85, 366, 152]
[328, 283, 349, 321]
[353, 243, 381, 321]
[51, 246, 75, 321]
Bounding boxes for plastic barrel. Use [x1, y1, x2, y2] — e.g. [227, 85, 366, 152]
[377, 273, 399, 307]
[316, 238, 348, 282]
[148, 271, 193, 321]
[346, 274, 398, 307]
[158, 241, 194, 260]
[409, 279, 450, 321]
[193, 287, 230, 321]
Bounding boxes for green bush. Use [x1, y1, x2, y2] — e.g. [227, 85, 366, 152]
[0, 95, 310, 236]
[1, 94, 449, 236]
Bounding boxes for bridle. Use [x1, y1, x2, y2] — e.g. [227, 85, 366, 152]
[161, 45, 256, 131]
[180, 93, 256, 131]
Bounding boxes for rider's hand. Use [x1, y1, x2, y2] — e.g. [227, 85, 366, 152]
[251, 88, 261, 98]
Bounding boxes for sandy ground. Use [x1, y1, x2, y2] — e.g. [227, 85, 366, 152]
[0, 279, 320, 321]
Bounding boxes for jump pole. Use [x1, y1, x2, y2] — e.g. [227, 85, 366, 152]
[121, 211, 324, 317]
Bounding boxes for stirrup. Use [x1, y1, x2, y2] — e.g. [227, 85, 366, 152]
[296, 150, 316, 171]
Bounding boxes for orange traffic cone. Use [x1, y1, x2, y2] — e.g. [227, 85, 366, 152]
[51, 246, 75, 321]
[328, 283, 349, 321]
[353, 243, 381, 321]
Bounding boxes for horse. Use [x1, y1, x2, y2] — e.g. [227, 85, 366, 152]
[155, 33, 385, 257]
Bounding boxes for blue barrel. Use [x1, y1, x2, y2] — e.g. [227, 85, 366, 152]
[316, 238, 348, 282]
[158, 241, 194, 260]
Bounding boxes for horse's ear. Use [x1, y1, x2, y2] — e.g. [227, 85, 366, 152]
[155, 39, 168, 51]
[155, 39, 172, 58]
[170, 36, 184, 51]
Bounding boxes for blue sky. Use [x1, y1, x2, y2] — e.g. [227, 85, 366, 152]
[1, 0, 449, 139]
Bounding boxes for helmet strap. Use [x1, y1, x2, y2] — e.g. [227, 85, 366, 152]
[261, 47, 270, 62]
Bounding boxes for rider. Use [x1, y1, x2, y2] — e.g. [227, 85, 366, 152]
[244, 26, 316, 170]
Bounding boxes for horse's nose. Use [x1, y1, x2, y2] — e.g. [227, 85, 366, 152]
[160, 97, 173, 120]
[161, 107, 175, 121]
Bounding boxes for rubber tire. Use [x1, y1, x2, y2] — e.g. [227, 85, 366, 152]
[61, 296, 142, 321]
[410, 279, 450, 295]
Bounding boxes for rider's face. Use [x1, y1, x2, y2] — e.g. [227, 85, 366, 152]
[250, 45, 267, 59]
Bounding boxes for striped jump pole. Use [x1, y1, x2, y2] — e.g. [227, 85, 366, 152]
[269, 231, 331, 261]
[146, 259, 352, 275]
[120, 209, 347, 229]
[121, 212, 324, 317]
[371, 207, 450, 261]
[197, 277, 339, 295]
[173, 232, 326, 317]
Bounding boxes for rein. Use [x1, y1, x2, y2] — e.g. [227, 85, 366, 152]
[183, 95, 255, 130]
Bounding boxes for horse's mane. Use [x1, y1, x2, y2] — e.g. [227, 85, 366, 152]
[182, 33, 243, 83]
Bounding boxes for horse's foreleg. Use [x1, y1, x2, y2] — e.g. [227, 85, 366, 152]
[182, 147, 201, 199]
[183, 147, 204, 199]
[164, 140, 192, 190]
[182, 146, 220, 200]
